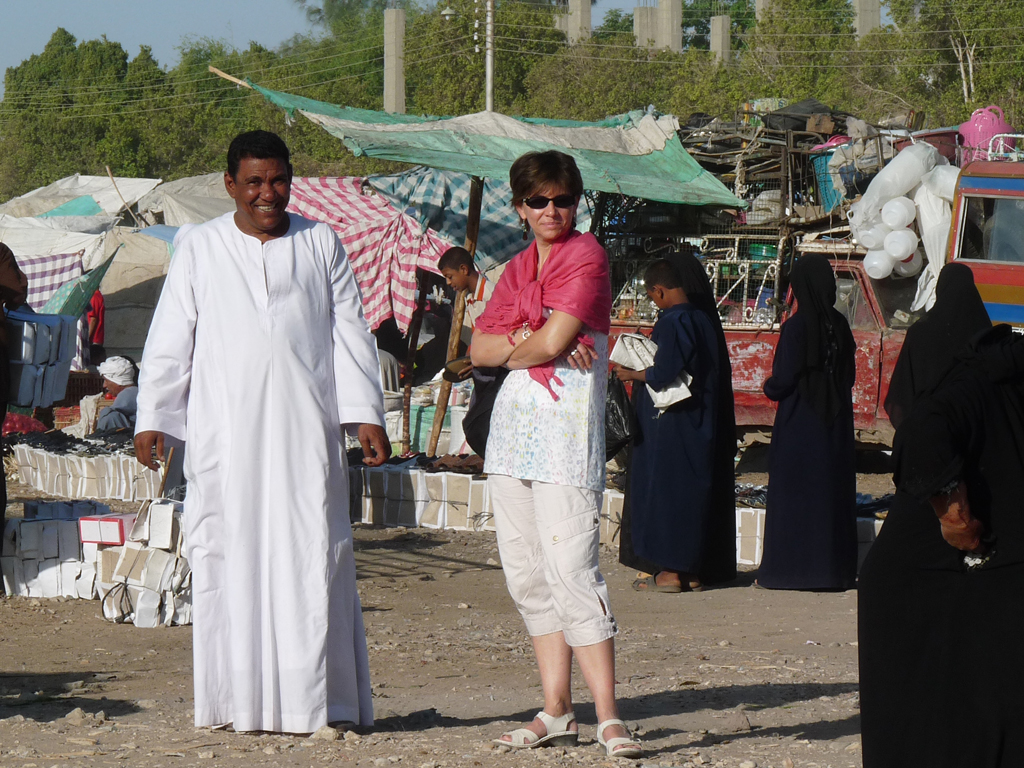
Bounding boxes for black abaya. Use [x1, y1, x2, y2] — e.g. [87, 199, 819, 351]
[758, 256, 857, 590]
[883, 262, 991, 429]
[629, 304, 721, 578]
[618, 253, 737, 584]
[859, 326, 1024, 767]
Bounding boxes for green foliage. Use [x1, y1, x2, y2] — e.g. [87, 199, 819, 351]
[593, 9, 633, 40]
[683, 0, 754, 50]
[5, 3, 1024, 203]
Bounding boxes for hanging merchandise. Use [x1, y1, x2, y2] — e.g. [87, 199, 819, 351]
[864, 249, 896, 280]
[859, 224, 892, 250]
[848, 142, 943, 240]
[881, 197, 917, 230]
[893, 249, 924, 278]
[883, 228, 919, 261]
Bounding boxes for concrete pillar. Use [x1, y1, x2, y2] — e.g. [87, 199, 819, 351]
[566, 0, 591, 44]
[854, 0, 881, 38]
[634, 5, 657, 49]
[384, 8, 405, 114]
[656, 0, 682, 53]
[755, 0, 769, 21]
[553, 13, 569, 36]
[710, 14, 730, 63]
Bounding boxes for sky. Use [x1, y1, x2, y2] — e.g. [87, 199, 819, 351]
[0, 0, 317, 97]
[0, 0, 644, 99]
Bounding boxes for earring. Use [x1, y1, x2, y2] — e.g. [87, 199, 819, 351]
[522, 218, 529, 241]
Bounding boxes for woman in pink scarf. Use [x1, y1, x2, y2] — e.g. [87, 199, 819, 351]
[472, 151, 641, 759]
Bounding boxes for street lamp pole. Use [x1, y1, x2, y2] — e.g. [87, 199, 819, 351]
[485, 0, 494, 111]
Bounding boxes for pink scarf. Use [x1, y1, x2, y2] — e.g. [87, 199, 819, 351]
[476, 230, 611, 399]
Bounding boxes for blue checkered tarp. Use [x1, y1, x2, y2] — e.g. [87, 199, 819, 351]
[367, 168, 593, 273]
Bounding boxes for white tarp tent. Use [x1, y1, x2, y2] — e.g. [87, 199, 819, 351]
[137, 172, 233, 226]
[0, 174, 161, 218]
[0, 214, 109, 267]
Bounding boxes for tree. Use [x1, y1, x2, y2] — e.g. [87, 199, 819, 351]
[683, 0, 755, 50]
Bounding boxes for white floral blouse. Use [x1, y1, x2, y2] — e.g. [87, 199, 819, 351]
[484, 330, 608, 492]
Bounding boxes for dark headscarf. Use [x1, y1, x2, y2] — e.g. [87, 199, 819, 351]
[790, 254, 855, 424]
[667, 251, 736, 434]
[883, 262, 992, 429]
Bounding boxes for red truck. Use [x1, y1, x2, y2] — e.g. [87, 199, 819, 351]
[610, 249, 917, 444]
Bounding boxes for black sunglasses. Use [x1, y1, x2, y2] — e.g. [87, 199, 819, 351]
[522, 194, 576, 210]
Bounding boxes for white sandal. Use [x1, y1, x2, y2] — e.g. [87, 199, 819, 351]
[494, 710, 578, 748]
[596, 719, 642, 759]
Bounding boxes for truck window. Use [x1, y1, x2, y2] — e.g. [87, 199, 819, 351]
[869, 274, 917, 328]
[961, 196, 1024, 263]
[835, 277, 877, 331]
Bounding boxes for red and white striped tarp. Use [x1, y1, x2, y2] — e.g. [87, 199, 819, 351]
[288, 177, 449, 333]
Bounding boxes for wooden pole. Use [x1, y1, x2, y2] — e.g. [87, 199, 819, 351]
[401, 271, 428, 454]
[426, 175, 484, 456]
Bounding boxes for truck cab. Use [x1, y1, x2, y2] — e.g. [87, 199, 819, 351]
[948, 160, 1024, 326]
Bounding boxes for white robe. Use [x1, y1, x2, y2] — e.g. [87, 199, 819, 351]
[136, 212, 383, 733]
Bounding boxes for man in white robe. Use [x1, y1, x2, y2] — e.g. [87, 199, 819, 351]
[134, 130, 390, 734]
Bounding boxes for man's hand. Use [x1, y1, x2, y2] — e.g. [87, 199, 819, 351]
[134, 430, 166, 471]
[358, 423, 391, 467]
[931, 482, 985, 553]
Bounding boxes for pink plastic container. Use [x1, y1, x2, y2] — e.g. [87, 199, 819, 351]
[960, 106, 1015, 162]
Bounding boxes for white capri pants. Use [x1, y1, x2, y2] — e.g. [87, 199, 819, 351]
[489, 474, 617, 647]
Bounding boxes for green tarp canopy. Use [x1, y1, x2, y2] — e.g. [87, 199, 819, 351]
[249, 82, 743, 208]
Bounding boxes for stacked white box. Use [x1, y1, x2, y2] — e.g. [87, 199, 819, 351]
[1, 500, 112, 599]
[11, 448, 162, 501]
[735, 507, 766, 566]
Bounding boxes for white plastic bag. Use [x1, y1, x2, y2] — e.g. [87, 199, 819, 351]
[609, 333, 692, 412]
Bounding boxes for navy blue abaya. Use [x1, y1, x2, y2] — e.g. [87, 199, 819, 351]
[758, 311, 858, 590]
[630, 303, 725, 577]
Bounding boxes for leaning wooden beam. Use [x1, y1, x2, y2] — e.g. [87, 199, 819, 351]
[426, 175, 484, 456]
[401, 271, 428, 454]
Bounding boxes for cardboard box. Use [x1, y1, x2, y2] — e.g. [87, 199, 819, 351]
[19, 521, 41, 557]
[1, 556, 20, 596]
[735, 507, 766, 566]
[148, 502, 181, 550]
[362, 496, 385, 526]
[79, 513, 138, 546]
[37, 558, 60, 598]
[364, 467, 386, 499]
[114, 543, 150, 586]
[98, 546, 124, 584]
[57, 520, 80, 561]
[142, 548, 176, 592]
[76, 563, 96, 600]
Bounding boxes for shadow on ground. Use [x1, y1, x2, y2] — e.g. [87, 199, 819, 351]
[0, 671, 142, 723]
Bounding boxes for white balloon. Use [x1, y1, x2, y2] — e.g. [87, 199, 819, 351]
[859, 224, 893, 250]
[881, 197, 918, 229]
[884, 228, 919, 261]
[893, 248, 924, 277]
[864, 249, 895, 280]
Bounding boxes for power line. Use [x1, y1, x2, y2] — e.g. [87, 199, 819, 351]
[492, 42, 1024, 69]
[0, 44, 479, 123]
[2, 35, 472, 115]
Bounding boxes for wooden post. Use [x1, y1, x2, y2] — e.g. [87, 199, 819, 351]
[401, 270, 428, 454]
[426, 176, 484, 456]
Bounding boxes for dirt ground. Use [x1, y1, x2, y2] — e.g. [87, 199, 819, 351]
[0, 451, 894, 768]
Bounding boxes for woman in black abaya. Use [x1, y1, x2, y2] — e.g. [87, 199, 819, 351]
[859, 325, 1024, 767]
[882, 262, 992, 429]
[617, 252, 737, 586]
[757, 254, 857, 590]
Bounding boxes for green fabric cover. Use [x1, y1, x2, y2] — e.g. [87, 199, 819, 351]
[250, 82, 743, 208]
[38, 195, 104, 218]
